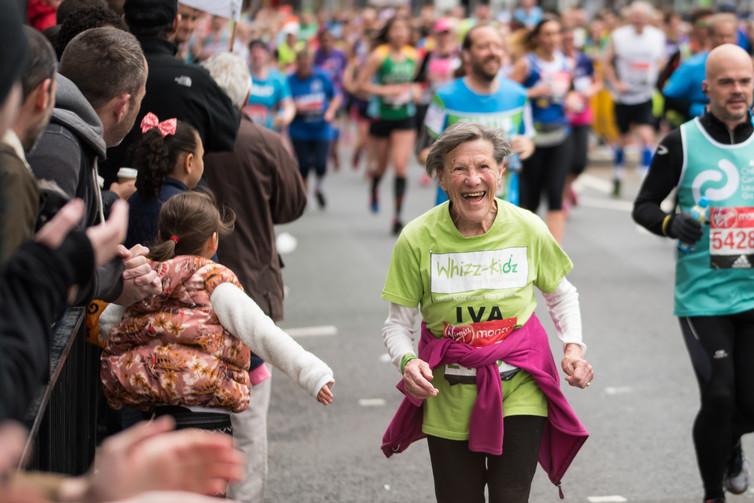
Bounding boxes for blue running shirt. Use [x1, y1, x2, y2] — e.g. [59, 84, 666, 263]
[244, 69, 291, 130]
[423, 77, 533, 205]
[287, 70, 336, 141]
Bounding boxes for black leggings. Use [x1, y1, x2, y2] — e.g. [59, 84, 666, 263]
[568, 125, 590, 177]
[519, 138, 571, 212]
[427, 415, 546, 503]
[680, 311, 754, 498]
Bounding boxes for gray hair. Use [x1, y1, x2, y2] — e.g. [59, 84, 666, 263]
[425, 122, 511, 176]
[626, 1, 654, 18]
[202, 52, 252, 110]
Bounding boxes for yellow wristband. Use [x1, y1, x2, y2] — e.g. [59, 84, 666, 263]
[661, 214, 673, 236]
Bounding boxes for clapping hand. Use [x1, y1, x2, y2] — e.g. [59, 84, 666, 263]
[79, 416, 245, 501]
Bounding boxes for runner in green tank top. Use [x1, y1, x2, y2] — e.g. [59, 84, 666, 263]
[373, 45, 418, 120]
[357, 16, 418, 236]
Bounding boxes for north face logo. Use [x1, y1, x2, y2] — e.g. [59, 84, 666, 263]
[175, 75, 192, 88]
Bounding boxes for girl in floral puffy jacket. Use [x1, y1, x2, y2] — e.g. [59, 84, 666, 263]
[100, 190, 334, 419]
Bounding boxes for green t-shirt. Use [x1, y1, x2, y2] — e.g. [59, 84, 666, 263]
[368, 44, 418, 121]
[382, 200, 573, 440]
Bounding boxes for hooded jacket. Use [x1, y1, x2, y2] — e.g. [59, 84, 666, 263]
[27, 74, 121, 302]
[28, 73, 107, 229]
[100, 256, 252, 413]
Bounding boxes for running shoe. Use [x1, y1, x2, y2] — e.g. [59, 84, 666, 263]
[315, 191, 326, 210]
[391, 219, 403, 236]
[370, 193, 379, 214]
[704, 498, 725, 503]
[724, 441, 750, 495]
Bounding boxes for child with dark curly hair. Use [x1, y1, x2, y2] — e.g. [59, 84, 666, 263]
[125, 113, 204, 248]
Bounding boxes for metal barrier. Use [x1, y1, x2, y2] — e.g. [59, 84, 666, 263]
[22, 307, 99, 476]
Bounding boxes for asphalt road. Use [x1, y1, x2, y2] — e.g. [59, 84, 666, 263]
[262, 147, 754, 502]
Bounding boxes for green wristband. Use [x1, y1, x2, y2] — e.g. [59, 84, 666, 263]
[400, 353, 417, 374]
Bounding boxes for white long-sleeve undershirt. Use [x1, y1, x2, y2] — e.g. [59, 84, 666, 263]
[382, 278, 585, 372]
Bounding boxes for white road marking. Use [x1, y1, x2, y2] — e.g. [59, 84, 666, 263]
[579, 196, 633, 213]
[284, 325, 338, 338]
[359, 398, 386, 407]
[605, 386, 633, 395]
[574, 173, 613, 194]
[587, 496, 628, 503]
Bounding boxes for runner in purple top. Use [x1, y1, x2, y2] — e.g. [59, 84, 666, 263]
[314, 29, 348, 171]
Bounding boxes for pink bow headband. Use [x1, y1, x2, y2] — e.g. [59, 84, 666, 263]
[140, 112, 177, 137]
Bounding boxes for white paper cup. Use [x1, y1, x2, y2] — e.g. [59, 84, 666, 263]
[117, 167, 138, 183]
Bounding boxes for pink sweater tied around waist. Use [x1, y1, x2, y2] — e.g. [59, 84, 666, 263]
[381, 314, 588, 489]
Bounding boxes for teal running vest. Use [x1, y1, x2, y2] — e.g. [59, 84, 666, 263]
[676, 117, 754, 316]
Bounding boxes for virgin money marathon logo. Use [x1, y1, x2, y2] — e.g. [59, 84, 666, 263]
[443, 317, 518, 347]
[711, 207, 738, 229]
[692, 159, 740, 203]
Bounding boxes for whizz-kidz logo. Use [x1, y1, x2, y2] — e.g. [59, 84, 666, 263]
[431, 248, 528, 294]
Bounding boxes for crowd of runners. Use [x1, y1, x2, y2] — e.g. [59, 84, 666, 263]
[160, 0, 752, 243]
[3, 0, 754, 502]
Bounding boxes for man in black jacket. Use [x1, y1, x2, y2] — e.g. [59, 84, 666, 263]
[101, 0, 240, 187]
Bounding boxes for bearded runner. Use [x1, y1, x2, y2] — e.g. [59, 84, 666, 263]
[421, 77, 533, 206]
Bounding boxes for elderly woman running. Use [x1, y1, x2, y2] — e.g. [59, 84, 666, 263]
[381, 122, 592, 502]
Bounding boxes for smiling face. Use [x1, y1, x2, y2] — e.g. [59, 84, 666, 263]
[176, 4, 201, 45]
[465, 26, 504, 82]
[438, 138, 505, 235]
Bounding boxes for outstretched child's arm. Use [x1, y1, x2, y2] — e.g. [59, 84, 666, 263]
[210, 283, 334, 402]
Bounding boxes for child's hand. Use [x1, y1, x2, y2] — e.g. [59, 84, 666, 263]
[317, 381, 335, 405]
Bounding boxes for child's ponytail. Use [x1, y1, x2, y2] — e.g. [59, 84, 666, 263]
[148, 236, 178, 262]
[132, 114, 199, 199]
[147, 191, 235, 262]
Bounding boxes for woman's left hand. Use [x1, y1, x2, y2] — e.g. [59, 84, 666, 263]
[561, 344, 593, 389]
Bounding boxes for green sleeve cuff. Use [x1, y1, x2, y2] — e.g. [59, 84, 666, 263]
[400, 353, 418, 374]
